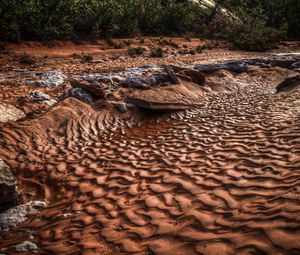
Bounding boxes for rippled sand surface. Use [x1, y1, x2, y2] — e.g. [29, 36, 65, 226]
[0, 68, 300, 255]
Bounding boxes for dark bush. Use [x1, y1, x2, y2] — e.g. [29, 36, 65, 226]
[178, 49, 190, 55]
[195, 45, 204, 53]
[124, 40, 132, 46]
[168, 40, 180, 49]
[150, 47, 164, 58]
[226, 7, 287, 51]
[128, 47, 145, 57]
[83, 55, 93, 62]
[0, 0, 298, 49]
[19, 54, 36, 65]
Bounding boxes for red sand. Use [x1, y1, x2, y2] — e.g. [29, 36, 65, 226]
[0, 40, 300, 255]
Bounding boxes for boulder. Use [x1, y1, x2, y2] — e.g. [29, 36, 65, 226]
[194, 61, 248, 73]
[164, 66, 180, 84]
[27, 90, 57, 106]
[120, 72, 176, 89]
[35, 71, 65, 88]
[126, 80, 204, 112]
[0, 159, 18, 210]
[70, 79, 107, 98]
[61, 87, 95, 103]
[113, 102, 129, 113]
[276, 75, 300, 93]
[193, 55, 300, 74]
[120, 76, 157, 89]
[0, 201, 45, 231]
[0, 104, 25, 122]
[167, 65, 205, 85]
[15, 241, 38, 252]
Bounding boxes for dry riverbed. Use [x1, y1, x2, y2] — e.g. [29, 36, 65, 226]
[0, 39, 300, 255]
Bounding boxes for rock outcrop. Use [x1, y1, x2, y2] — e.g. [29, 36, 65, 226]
[0, 104, 25, 122]
[61, 87, 96, 103]
[194, 54, 300, 73]
[35, 71, 65, 88]
[276, 74, 300, 93]
[70, 79, 107, 98]
[25, 90, 57, 106]
[126, 78, 206, 111]
[0, 159, 18, 211]
[0, 201, 45, 231]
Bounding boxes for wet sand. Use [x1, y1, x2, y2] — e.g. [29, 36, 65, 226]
[0, 42, 300, 255]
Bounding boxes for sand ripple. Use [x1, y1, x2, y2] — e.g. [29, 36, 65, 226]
[0, 68, 299, 255]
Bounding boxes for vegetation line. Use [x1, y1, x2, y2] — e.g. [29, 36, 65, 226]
[0, 0, 299, 51]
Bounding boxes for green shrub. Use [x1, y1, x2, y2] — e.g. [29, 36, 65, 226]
[0, 0, 297, 43]
[227, 8, 286, 51]
[128, 47, 145, 57]
[189, 49, 196, 55]
[195, 45, 204, 53]
[19, 54, 36, 65]
[168, 40, 179, 48]
[124, 40, 132, 46]
[150, 47, 164, 58]
[211, 2, 288, 52]
[185, 36, 192, 42]
[114, 43, 124, 49]
[106, 39, 116, 46]
[231, 28, 284, 51]
[178, 49, 190, 55]
[83, 55, 93, 62]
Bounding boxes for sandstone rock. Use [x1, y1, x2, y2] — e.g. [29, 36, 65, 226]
[126, 97, 193, 111]
[120, 76, 157, 89]
[194, 61, 248, 73]
[276, 75, 300, 93]
[62, 87, 95, 103]
[70, 79, 107, 98]
[0, 159, 18, 209]
[15, 241, 38, 252]
[0, 104, 25, 122]
[120, 73, 175, 89]
[164, 66, 180, 84]
[167, 65, 206, 85]
[290, 61, 300, 69]
[193, 54, 300, 73]
[0, 201, 45, 231]
[152, 73, 173, 84]
[113, 102, 129, 113]
[27, 90, 57, 106]
[35, 71, 65, 88]
[126, 80, 204, 111]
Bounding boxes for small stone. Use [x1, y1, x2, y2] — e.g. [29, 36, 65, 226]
[15, 241, 38, 252]
[28, 90, 57, 106]
[62, 87, 95, 103]
[113, 102, 128, 113]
